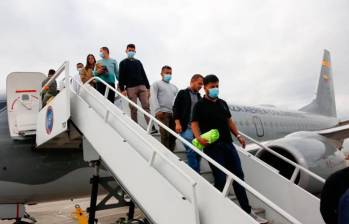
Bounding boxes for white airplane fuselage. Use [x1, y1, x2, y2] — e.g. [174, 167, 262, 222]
[230, 104, 338, 141]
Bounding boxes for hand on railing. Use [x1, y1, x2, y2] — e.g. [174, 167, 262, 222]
[237, 135, 246, 148]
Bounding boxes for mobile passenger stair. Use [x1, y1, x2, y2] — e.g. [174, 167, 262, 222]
[20, 62, 329, 223]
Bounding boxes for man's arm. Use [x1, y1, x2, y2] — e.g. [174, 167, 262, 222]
[93, 60, 101, 77]
[191, 121, 201, 139]
[228, 118, 246, 148]
[191, 103, 208, 146]
[150, 83, 161, 115]
[173, 90, 183, 133]
[172, 90, 183, 120]
[191, 121, 208, 146]
[118, 61, 126, 92]
[140, 61, 150, 89]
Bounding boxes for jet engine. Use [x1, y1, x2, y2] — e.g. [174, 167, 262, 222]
[255, 131, 346, 193]
[342, 139, 349, 159]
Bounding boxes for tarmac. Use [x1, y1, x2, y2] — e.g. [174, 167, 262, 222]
[1, 196, 144, 224]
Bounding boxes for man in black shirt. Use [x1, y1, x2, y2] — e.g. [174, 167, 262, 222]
[320, 167, 349, 224]
[119, 44, 151, 124]
[192, 74, 267, 223]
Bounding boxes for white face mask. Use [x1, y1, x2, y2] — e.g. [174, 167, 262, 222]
[77, 68, 83, 72]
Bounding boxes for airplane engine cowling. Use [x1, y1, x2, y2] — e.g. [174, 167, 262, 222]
[342, 139, 349, 158]
[255, 131, 346, 193]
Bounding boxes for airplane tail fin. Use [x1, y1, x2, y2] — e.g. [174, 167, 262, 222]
[299, 49, 337, 117]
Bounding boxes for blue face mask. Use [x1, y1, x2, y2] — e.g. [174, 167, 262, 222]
[208, 87, 219, 98]
[163, 74, 172, 83]
[99, 52, 104, 58]
[127, 51, 136, 58]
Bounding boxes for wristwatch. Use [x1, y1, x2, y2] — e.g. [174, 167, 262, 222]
[236, 134, 242, 139]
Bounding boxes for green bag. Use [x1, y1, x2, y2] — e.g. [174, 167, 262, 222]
[192, 129, 220, 150]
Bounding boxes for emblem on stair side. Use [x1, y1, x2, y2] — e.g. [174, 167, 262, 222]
[46, 106, 54, 135]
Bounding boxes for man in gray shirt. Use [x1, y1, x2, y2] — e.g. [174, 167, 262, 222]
[150, 65, 178, 151]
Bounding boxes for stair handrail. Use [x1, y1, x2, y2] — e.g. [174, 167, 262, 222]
[73, 78, 200, 223]
[40, 61, 69, 94]
[239, 132, 326, 184]
[40, 61, 70, 113]
[80, 77, 303, 224]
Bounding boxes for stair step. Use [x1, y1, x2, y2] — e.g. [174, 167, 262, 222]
[171, 139, 272, 223]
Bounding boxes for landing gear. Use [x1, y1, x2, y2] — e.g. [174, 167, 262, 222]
[13, 221, 31, 224]
[87, 161, 143, 224]
[23, 213, 37, 223]
[12, 212, 37, 224]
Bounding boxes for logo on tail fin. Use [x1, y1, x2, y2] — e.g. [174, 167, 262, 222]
[299, 50, 337, 118]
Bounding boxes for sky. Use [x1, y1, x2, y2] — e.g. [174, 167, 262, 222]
[0, 0, 348, 119]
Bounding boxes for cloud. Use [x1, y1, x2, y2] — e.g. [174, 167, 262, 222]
[0, 0, 348, 119]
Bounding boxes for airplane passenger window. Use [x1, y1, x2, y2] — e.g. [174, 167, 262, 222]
[21, 94, 29, 101]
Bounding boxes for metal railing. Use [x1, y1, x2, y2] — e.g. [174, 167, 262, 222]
[78, 76, 302, 224]
[239, 133, 326, 184]
[40, 62, 69, 94]
[73, 77, 200, 224]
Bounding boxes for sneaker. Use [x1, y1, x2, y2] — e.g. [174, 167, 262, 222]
[250, 210, 269, 224]
[150, 126, 159, 135]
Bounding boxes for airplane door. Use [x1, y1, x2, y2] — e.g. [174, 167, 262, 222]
[253, 116, 264, 137]
[6, 72, 46, 138]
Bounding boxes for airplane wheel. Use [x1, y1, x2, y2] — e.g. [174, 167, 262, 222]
[13, 221, 32, 224]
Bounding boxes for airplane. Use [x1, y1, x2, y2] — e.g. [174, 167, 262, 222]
[0, 49, 348, 223]
[228, 50, 348, 192]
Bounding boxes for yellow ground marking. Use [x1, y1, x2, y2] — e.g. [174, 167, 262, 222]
[72, 204, 88, 224]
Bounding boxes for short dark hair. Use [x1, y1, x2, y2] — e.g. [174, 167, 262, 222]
[203, 74, 219, 85]
[77, 63, 83, 66]
[127, 43, 136, 49]
[48, 69, 55, 75]
[161, 65, 172, 72]
[190, 74, 204, 82]
[101, 47, 109, 54]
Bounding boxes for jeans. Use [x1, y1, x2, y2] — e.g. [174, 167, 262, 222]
[204, 141, 251, 214]
[180, 128, 201, 173]
[338, 189, 349, 224]
[156, 112, 176, 151]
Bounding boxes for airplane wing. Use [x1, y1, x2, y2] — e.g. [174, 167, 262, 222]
[317, 124, 349, 141]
